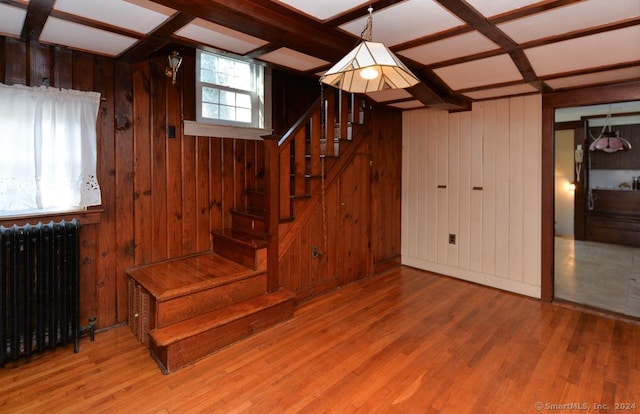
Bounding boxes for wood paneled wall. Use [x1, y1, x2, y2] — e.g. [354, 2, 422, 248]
[402, 95, 542, 298]
[0, 36, 403, 330]
[277, 108, 402, 300]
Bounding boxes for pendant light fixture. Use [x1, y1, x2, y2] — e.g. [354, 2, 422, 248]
[589, 106, 632, 153]
[320, 7, 420, 93]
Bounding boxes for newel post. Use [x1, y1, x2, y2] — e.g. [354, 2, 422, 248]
[262, 134, 280, 293]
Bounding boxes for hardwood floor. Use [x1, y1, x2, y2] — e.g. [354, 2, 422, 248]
[1, 266, 639, 413]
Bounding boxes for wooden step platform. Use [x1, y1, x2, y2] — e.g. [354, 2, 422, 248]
[149, 289, 296, 374]
[127, 252, 268, 343]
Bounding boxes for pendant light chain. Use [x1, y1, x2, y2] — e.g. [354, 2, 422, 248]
[361, 7, 374, 41]
[319, 83, 328, 257]
[367, 6, 373, 41]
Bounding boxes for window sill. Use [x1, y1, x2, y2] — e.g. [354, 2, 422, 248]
[184, 121, 272, 141]
[0, 208, 103, 227]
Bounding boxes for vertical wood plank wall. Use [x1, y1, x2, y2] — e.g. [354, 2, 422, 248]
[278, 108, 402, 300]
[1, 36, 403, 330]
[402, 95, 542, 298]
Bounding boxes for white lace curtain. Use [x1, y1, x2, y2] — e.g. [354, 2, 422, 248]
[0, 83, 101, 214]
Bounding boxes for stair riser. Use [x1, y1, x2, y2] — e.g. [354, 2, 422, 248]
[246, 191, 264, 211]
[213, 233, 267, 271]
[150, 299, 295, 373]
[232, 214, 266, 236]
[155, 274, 267, 328]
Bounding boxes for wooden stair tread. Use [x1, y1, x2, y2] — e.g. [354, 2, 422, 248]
[213, 228, 268, 248]
[149, 289, 295, 346]
[230, 208, 264, 220]
[127, 252, 263, 301]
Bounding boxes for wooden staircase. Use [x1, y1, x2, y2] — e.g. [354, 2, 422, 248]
[126, 88, 367, 374]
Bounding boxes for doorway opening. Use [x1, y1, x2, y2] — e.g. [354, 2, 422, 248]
[553, 101, 640, 317]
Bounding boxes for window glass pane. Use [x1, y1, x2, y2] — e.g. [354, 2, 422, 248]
[201, 68, 215, 84]
[219, 105, 235, 121]
[201, 53, 216, 68]
[202, 102, 219, 119]
[216, 73, 230, 87]
[233, 62, 252, 90]
[236, 93, 251, 109]
[220, 90, 236, 106]
[237, 108, 252, 123]
[202, 87, 219, 104]
[219, 58, 235, 76]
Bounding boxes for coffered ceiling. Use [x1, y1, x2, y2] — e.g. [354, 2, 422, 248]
[1, 0, 639, 110]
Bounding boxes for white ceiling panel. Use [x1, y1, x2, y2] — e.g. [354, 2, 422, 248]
[275, 0, 369, 21]
[498, 0, 640, 44]
[525, 26, 640, 77]
[0, 4, 27, 38]
[399, 31, 499, 66]
[340, 0, 464, 47]
[366, 88, 413, 103]
[434, 54, 523, 90]
[53, 0, 175, 35]
[463, 83, 538, 100]
[258, 48, 329, 72]
[40, 17, 138, 56]
[545, 67, 640, 90]
[465, 0, 542, 18]
[175, 19, 269, 55]
[389, 100, 426, 110]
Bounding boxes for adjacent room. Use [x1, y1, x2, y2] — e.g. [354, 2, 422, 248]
[0, 0, 639, 412]
[554, 102, 640, 318]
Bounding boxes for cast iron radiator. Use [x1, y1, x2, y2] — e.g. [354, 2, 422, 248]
[0, 220, 80, 366]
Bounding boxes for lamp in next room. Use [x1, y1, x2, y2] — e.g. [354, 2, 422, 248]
[320, 7, 420, 93]
[165, 51, 183, 85]
[589, 106, 632, 153]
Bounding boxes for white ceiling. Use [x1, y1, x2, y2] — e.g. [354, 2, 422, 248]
[1, 0, 639, 109]
[339, 0, 465, 47]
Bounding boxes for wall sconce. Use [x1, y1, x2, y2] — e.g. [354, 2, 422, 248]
[569, 182, 576, 192]
[165, 51, 183, 85]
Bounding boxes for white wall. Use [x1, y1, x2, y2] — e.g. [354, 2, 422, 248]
[402, 95, 542, 298]
[554, 129, 575, 237]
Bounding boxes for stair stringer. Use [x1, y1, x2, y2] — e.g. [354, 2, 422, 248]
[277, 123, 371, 260]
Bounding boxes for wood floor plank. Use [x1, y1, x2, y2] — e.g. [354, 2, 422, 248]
[1, 266, 639, 413]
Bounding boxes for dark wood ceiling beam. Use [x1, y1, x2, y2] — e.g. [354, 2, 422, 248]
[118, 12, 195, 62]
[49, 10, 145, 40]
[489, 0, 584, 24]
[0, 0, 26, 9]
[325, 0, 405, 28]
[20, 0, 55, 42]
[434, 0, 539, 85]
[519, 16, 640, 50]
[152, 0, 355, 62]
[538, 60, 640, 82]
[456, 79, 533, 94]
[394, 0, 583, 54]
[393, 26, 473, 52]
[244, 43, 282, 60]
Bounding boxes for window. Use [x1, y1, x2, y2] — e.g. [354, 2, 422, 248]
[196, 49, 265, 128]
[0, 84, 101, 217]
